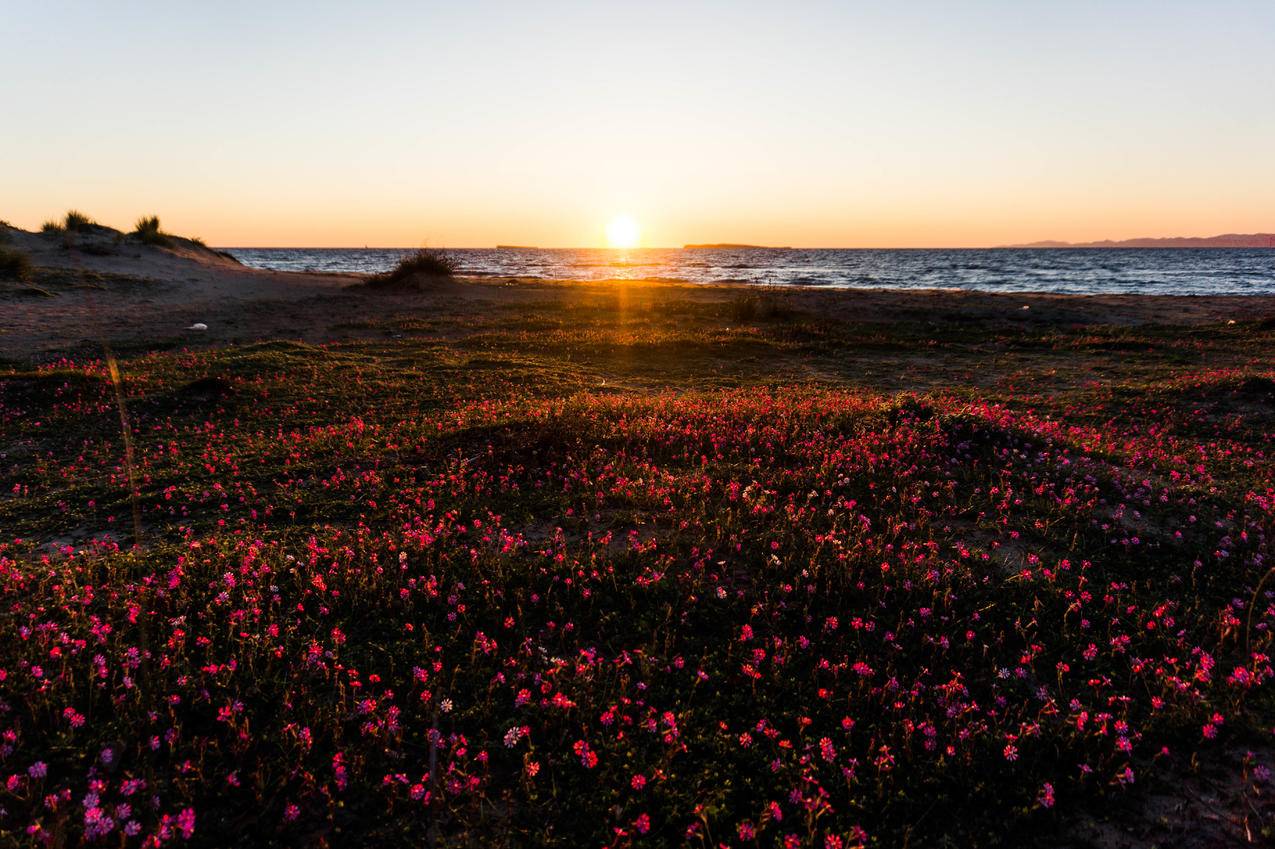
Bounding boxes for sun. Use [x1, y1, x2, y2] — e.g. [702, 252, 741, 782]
[606, 215, 640, 249]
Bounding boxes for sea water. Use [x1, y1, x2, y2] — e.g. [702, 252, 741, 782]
[226, 247, 1275, 296]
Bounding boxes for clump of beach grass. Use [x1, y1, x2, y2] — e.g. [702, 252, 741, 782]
[367, 248, 458, 290]
[63, 210, 96, 231]
[132, 215, 172, 247]
[41, 210, 97, 237]
[0, 246, 34, 282]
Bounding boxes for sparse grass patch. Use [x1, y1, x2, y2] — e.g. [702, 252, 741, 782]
[729, 290, 788, 322]
[0, 246, 33, 281]
[41, 219, 65, 235]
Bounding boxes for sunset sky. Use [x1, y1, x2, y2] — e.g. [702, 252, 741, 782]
[4, 1, 1274, 248]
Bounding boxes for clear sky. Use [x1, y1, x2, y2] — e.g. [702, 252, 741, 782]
[3, 1, 1274, 247]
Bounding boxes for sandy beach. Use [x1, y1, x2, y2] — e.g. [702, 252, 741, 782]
[4, 223, 1274, 364]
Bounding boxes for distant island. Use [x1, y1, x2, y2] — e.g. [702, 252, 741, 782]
[496, 244, 537, 250]
[683, 243, 791, 250]
[1006, 233, 1275, 248]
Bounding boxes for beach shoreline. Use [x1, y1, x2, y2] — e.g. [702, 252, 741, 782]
[5, 235, 1275, 364]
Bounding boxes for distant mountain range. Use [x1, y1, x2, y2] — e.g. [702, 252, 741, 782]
[1006, 233, 1275, 248]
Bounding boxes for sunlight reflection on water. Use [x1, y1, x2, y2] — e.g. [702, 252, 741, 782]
[226, 247, 1275, 295]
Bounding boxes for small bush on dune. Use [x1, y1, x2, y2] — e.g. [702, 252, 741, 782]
[0, 246, 33, 281]
[132, 215, 172, 247]
[41, 219, 65, 235]
[63, 210, 95, 231]
[367, 248, 458, 289]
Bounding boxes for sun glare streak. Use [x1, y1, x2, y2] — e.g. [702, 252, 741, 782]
[606, 215, 640, 249]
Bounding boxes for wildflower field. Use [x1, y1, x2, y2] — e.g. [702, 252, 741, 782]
[1, 286, 1272, 846]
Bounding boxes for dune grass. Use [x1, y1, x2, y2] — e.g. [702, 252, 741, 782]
[39, 210, 97, 236]
[31, 210, 210, 252]
[132, 214, 172, 247]
[63, 209, 96, 231]
[0, 245, 33, 281]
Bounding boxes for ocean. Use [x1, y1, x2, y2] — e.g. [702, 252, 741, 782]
[224, 247, 1275, 296]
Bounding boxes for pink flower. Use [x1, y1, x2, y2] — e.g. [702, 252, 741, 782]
[572, 740, 598, 769]
[176, 807, 196, 839]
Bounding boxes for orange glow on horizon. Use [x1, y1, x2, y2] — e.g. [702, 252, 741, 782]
[5, 196, 1272, 250]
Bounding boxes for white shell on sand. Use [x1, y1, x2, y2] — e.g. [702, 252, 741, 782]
[188, 323, 208, 331]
